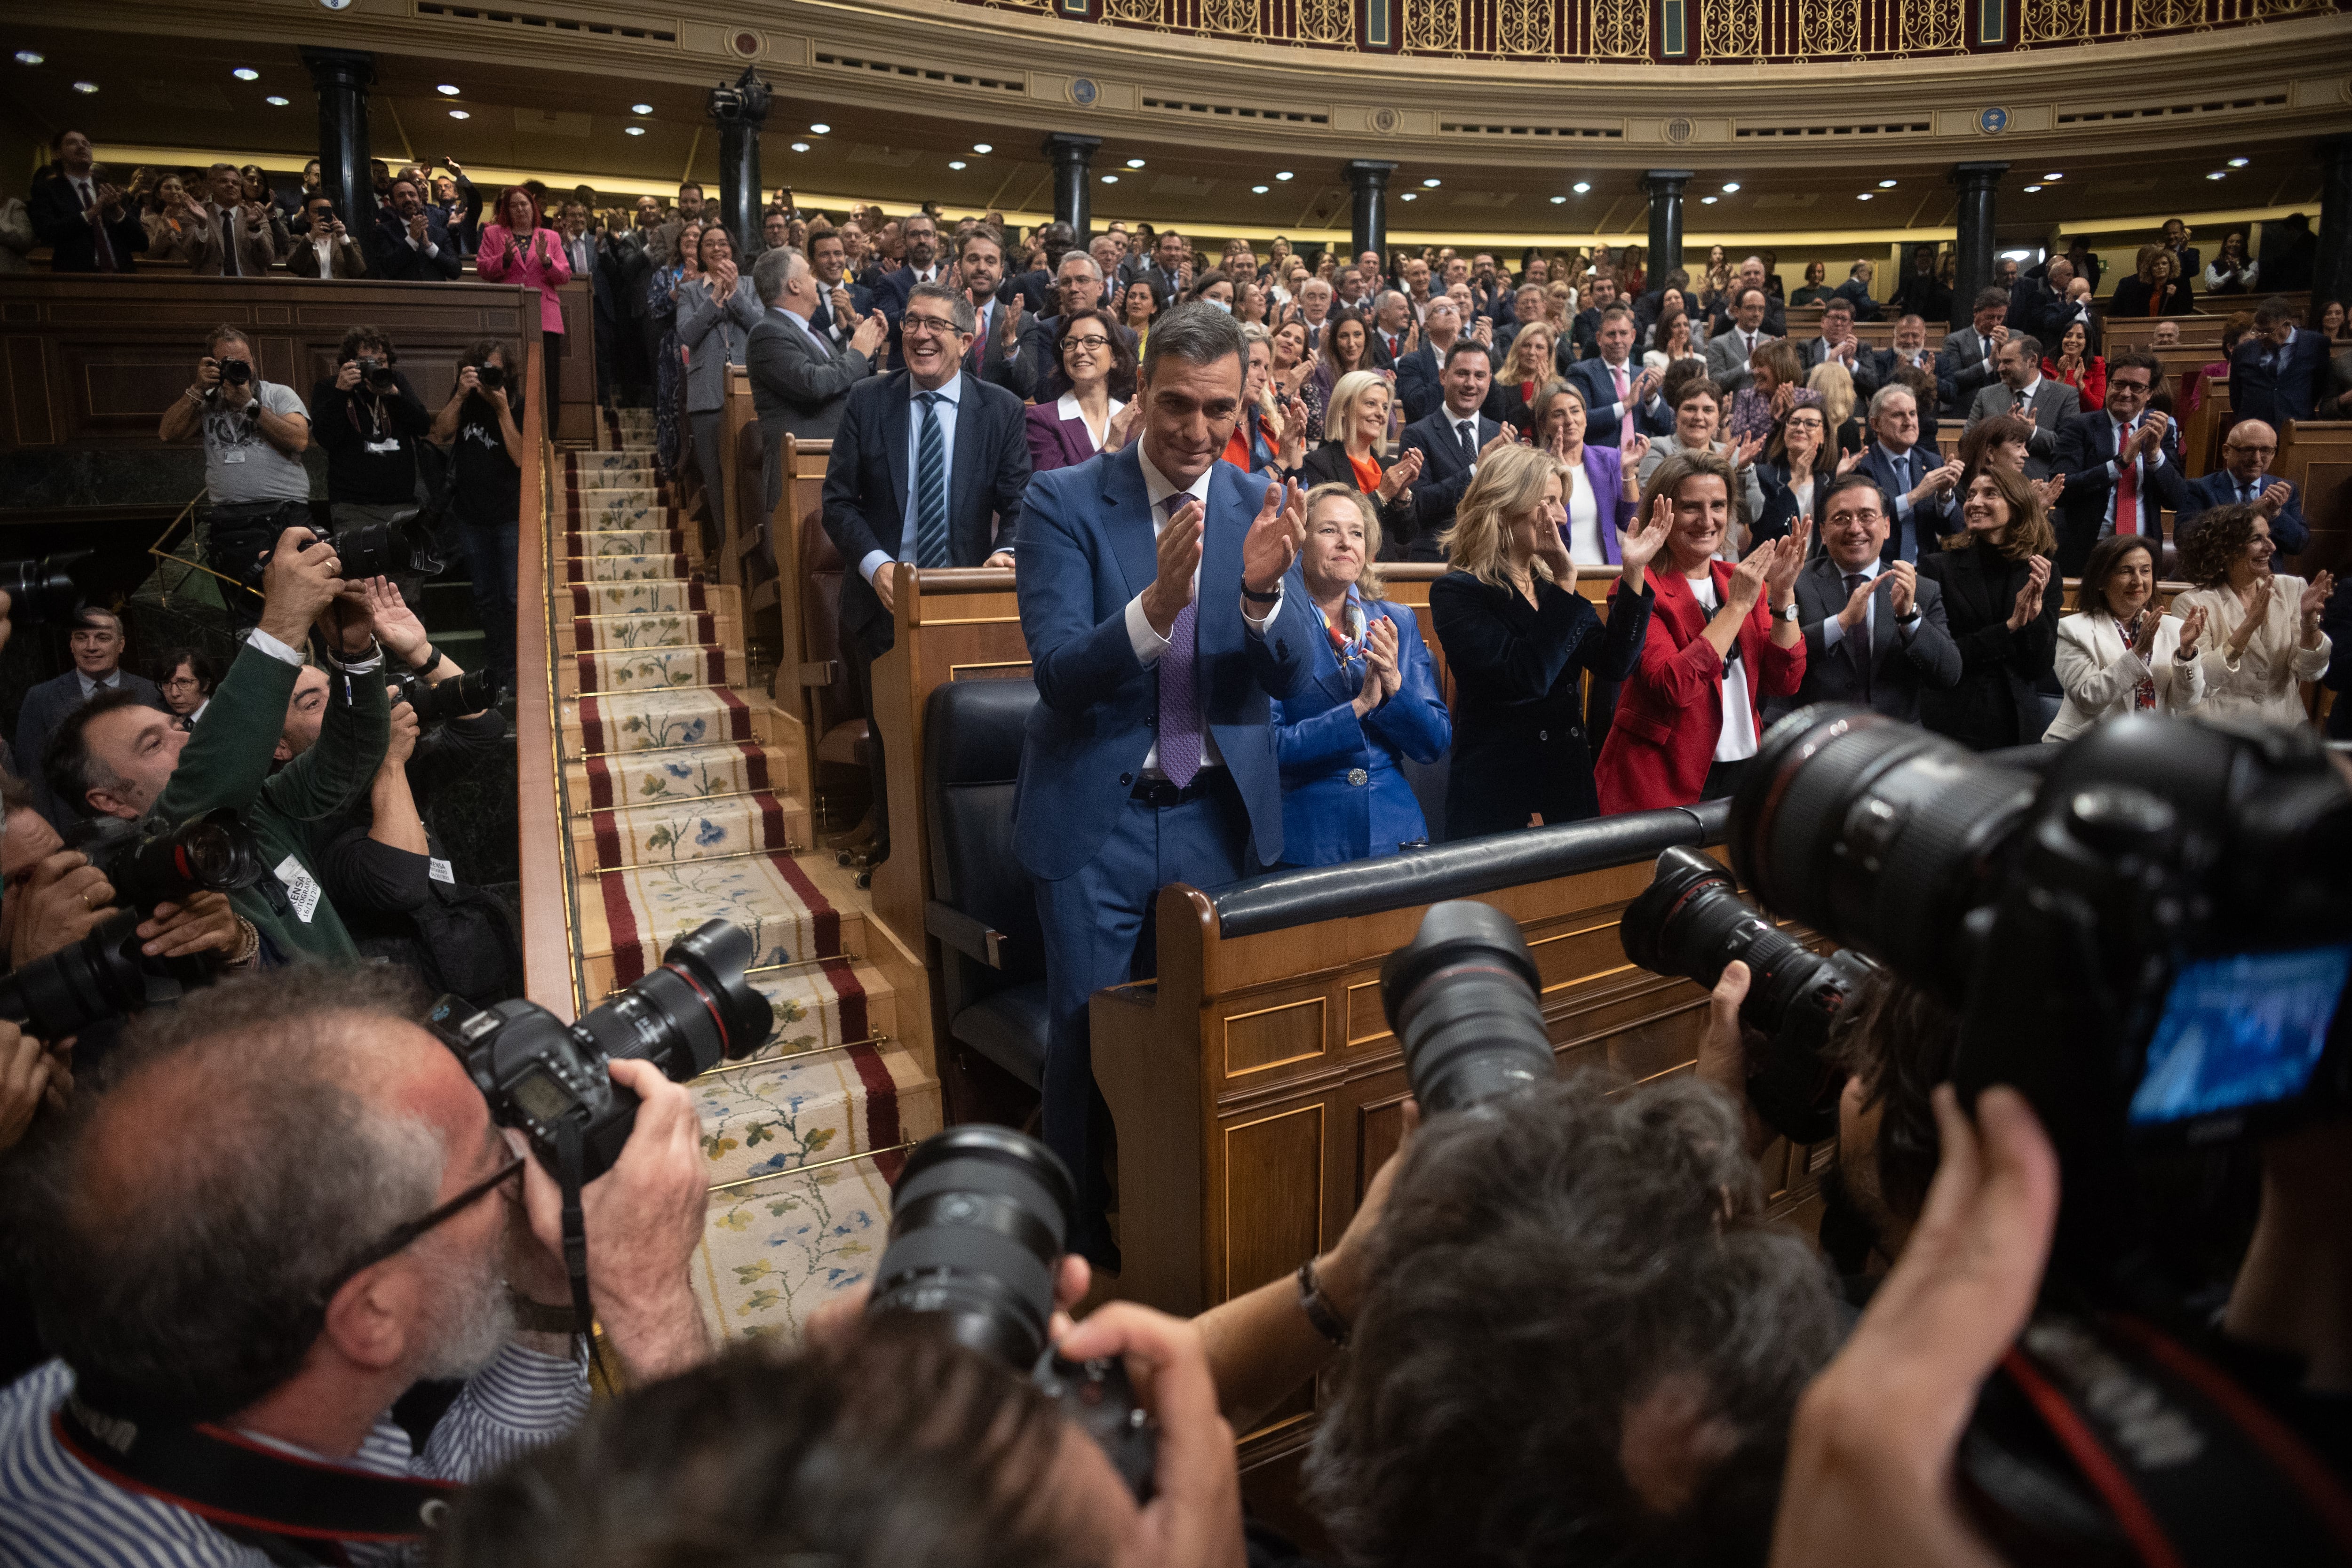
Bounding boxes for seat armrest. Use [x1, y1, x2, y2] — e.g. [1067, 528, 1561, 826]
[926, 900, 1009, 968]
[799, 659, 840, 688]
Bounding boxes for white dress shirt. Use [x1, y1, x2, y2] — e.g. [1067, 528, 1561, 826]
[1816, 557, 1882, 650]
[1687, 573, 1760, 763]
[74, 668, 123, 701]
[1562, 462, 1603, 565]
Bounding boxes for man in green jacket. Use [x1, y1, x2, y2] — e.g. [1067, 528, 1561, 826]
[44, 526, 389, 963]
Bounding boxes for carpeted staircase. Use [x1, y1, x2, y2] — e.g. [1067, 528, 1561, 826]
[550, 408, 939, 1346]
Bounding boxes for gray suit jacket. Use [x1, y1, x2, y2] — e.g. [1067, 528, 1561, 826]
[675, 276, 766, 416]
[1938, 326, 2000, 412]
[16, 669, 167, 829]
[747, 308, 874, 509]
[1704, 328, 1771, 394]
[1782, 556, 1962, 725]
[1964, 378, 2081, 478]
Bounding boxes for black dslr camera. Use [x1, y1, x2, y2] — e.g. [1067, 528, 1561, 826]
[297, 517, 442, 583]
[214, 356, 253, 388]
[352, 353, 398, 394]
[0, 552, 91, 627]
[0, 810, 265, 1040]
[1378, 899, 1556, 1114]
[429, 918, 771, 1183]
[389, 666, 493, 725]
[1621, 846, 1879, 1142]
[474, 362, 506, 392]
[866, 1125, 1159, 1500]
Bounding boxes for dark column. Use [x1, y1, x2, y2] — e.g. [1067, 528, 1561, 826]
[2315, 135, 2352, 314]
[1949, 161, 2009, 316]
[1043, 133, 1102, 243]
[301, 48, 374, 230]
[707, 67, 772, 260]
[1644, 170, 1692, 281]
[1344, 159, 1399, 262]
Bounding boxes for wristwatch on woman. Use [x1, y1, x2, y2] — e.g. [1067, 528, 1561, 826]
[1775, 598, 1799, 623]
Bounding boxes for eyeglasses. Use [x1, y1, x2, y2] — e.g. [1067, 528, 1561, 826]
[317, 1151, 525, 1304]
[1063, 335, 1112, 353]
[902, 314, 964, 339]
[2109, 378, 2153, 396]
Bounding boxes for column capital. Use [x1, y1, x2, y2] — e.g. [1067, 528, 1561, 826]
[1043, 132, 1103, 159]
[1342, 159, 1400, 188]
[1642, 169, 1696, 190]
[1949, 160, 2010, 187]
[299, 47, 375, 89]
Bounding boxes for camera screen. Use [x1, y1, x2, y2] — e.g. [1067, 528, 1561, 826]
[510, 1064, 578, 1125]
[2129, 944, 2350, 1126]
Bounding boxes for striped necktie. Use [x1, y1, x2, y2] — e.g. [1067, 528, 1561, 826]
[914, 391, 950, 568]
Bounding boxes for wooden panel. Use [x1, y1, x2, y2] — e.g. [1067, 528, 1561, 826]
[1356, 1094, 1410, 1202]
[1224, 994, 1328, 1077]
[552, 279, 597, 447]
[2280, 420, 2352, 581]
[1222, 1103, 1325, 1299]
[510, 316, 572, 1018]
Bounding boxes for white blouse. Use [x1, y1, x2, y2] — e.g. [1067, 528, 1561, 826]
[1561, 460, 1605, 565]
[1057, 390, 1126, 455]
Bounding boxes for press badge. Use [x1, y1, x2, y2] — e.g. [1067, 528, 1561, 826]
[222, 449, 246, 463]
[274, 854, 322, 923]
[429, 858, 455, 885]
[365, 438, 402, 455]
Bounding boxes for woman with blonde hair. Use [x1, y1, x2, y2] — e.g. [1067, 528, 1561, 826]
[1804, 359, 1864, 456]
[1498, 322, 1558, 427]
[2108, 244, 2193, 317]
[1268, 486, 1452, 864]
[2171, 504, 2335, 731]
[1430, 444, 1668, 835]
[1917, 464, 2063, 748]
[1297, 369, 1421, 552]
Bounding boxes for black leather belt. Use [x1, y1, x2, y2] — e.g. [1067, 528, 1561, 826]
[1131, 771, 1226, 807]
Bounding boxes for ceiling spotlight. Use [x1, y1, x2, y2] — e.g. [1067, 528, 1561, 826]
[2043, 172, 2063, 180]
[1101, 174, 1117, 183]
[1572, 181, 1590, 193]
[1721, 182, 1740, 192]
[1125, 158, 1145, 168]
[1399, 192, 1418, 202]
[1877, 179, 1898, 188]
[971, 142, 991, 153]
[1251, 184, 1269, 193]
[71, 80, 96, 93]
[448, 109, 469, 119]
[1550, 195, 1566, 204]
[948, 159, 966, 170]
[1700, 195, 1718, 205]
[631, 103, 652, 114]
[265, 95, 289, 106]
[789, 141, 810, 152]
[437, 83, 461, 95]
[625, 126, 647, 136]
[2022, 184, 2042, 192]
[13, 50, 42, 64]
[233, 67, 260, 81]
[1856, 192, 1875, 201]
[1422, 177, 1441, 188]
[2227, 156, 2249, 167]
[2207, 171, 2227, 180]
[1275, 171, 1294, 181]
[810, 122, 831, 134]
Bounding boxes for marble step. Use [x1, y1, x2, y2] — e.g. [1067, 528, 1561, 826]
[557, 645, 746, 700]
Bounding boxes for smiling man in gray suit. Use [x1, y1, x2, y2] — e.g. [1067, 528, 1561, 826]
[1964, 334, 2079, 480]
[746, 245, 887, 512]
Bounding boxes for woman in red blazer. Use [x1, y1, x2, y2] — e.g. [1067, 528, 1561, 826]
[1594, 448, 1809, 812]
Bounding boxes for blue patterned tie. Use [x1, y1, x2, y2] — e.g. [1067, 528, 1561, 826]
[1156, 495, 1203, 789]
[914, 391, 949, 568]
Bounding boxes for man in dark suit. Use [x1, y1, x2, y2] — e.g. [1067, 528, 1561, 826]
[870, 211, 950, 367]
[1832, 259, 1882, 321]
[2052, 351, 2188, 577]
[1019, 251, 1135, 367]
[821, 281, 1028, 867]
[1399, 343, 1514, 562]
[955, 225, 1038, 402]
[1012, 302, 1316, 1263]
[1704, 289, 1775, 396]
[1367, 292, 1414, 372]
[2229, 295, 2329, 431]
[1564, 306, 1669, 452]
[1857, 385, 1963, 566]
[1782, 474, 1962, 724]
[1965, 336, 2079, 480]
[1003, 220, 1069, 316]
[1800, 297, 1882, 400]
[1708, 256, 1788, 339]
[2176, 419, 2310, 557]
[366, 178, 460, 282]
[27, 129, 144, 273]
[15, 607, 166, 831]
[1568, 272, 1621, 362]
[1468, 252, 1515, 326]
[747, 246, 886, 510]
[1395, 297, 1461, 424]
[1136, 227, 1191, 313]
[1936, 289, 2010, 418]
[805, 230, 874, 348]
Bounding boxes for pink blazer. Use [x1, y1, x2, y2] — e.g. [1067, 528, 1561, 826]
[477, 223, 572, 334]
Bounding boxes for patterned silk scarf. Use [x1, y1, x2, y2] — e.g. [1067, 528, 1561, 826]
[1321, 586, 1368, 677]
[2120, 612, 2159, 710]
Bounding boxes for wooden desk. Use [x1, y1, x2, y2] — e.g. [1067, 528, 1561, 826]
[2279, 420, 2352, 580]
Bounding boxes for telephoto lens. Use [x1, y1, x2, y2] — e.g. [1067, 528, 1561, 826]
[0, 911, 222, 1040]
[393, 668, 493, 724]
[1379, 900, 1555, 1114]
[82, 809, 267, 915]
[866, 1125, 1076, 1367]
[0, 552, 90, 626]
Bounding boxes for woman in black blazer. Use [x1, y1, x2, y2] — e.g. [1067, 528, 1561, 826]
[1430, 443, 1668, 837]
[1918, 465, 2064, 749]
[2106, 245, 2194, 318]
[1297, 368, 1420, 557]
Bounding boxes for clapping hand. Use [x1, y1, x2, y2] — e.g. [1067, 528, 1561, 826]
[1836, 571, 1877, 634]
[1240, 478, 1306, 597]
[1769, 383, 1798, 421]
[1478, 427, 1520, 461]
[1105, 399, 1144, 454]
[1630, 367, 1661, 403]
[2131, 601, 2162, 658]
[1000, 294, 1024, 353]
[1731, 433, 1766, 471]
[1616, 494, 1672, 591]
[2006, 556, 2052, 631]
[1727, 546, 1773, 615]
[2174, 604, 2208, 656]
[1351, 617, 1402, 718]
[2301, 570, 2336, 632]
[2139, 410, 2172, 454]
[849, 309, 889, 358]
[1376, 445, 1424, 504]
[1763, 517, 1811, 602]
[1143, 498, 1205, 634]
[2259, 480, 2292, 517]
[1886, 560, 1916, 618]
[1618, 434, 1650, 475]
[2032, 474, 2066, 510]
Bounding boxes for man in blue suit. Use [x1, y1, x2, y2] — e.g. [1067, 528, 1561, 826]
[869, 211, 949, 369]
[1013, 303, 1318, 1264]
[2229, 295, 2329, 433]
[1854, 384, 1963, 568]
[1562, 307, 1670, 450]
[1399, 343, 1513, 563]
[2052, 352, 2188, 577]
[822, 280, 1028, 866]
[2176, 418, 2309, 557]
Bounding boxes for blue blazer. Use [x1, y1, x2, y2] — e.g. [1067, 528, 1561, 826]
[1268, 582, 1450, 866]
[2177, 471, 2309, 556]
[1013, 448, 1320, 881]
[1562, 358, 1672, 451]
[2228, 330, 2328, 430]
[1858, 443, 1955, 567]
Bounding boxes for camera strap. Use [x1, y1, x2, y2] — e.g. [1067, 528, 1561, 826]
[1997, 1309, 2352, 1566]
[554, 1119, 597, 1345]
[51, 1396, 461, 1564]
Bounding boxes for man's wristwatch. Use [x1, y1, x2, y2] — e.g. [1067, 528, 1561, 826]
[1242, 582, 1282, 605]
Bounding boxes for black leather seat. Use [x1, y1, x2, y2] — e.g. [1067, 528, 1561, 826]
[922, 677, 1048, 1090]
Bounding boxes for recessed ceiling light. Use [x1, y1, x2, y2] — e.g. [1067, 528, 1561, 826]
[437, 83, 461, 95]
[1125, 158, 1145, 168]
[1877, 179, 1898, 188]
[625, 126, 646, 136]
[448, 109, 469, 119]
[1572, 181, 1590, 194]
[1550, 195, 1566, 204]
[1252, 184, 1269, 193]
[13, 50, 42, 64]
[1700, 195, 1718, 204]
[631, 103, 652, 114]
[232, 67, 259, 81]
[2022, 184, 2042, 193]
[810, 122, 831, 134]
[1856, 192, 1874, 201]
[1399, 192, 1417, 202]
[948, 160, 966, 170]
[2227, 156, 2249, 168]
[971, 142, 991, 153]
[1275, 171, 1294, 181]
[1721, 182, 1740, 192]
[265, 95, 289, 106]
[1100, 175, 1117, 184]
[789, 141, 810, 152]
[1422, 178, 1441, 188]
[2043, 172, 2063, 180]
[2207, 171, 2227, 180]
[71, 80, 96, 93]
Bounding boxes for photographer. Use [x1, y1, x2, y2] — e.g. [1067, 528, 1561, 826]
[287, 192, 367, 279]
[430, 340, 526, 694]
[42, 526, 388, 964]
[157, 325, 313, 619]
[311, 326, 433, 531]
[0, 966, 710, 1560]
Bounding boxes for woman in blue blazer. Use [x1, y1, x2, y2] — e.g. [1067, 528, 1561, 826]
[1269, 485, 1452, 865]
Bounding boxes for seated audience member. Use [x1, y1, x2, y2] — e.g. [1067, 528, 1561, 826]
[2230, 293, 2329, 431]
[1855, 385, 1961, 566]
[823, 283, 1027, 867]
[29, 129, 144, 273]
[1727, 336, 1811, 446]
[747, 244, 887, 511]
[1299, 370, 1421, 553]
[2042, 317, 2105, 413]
[2044, 533, 2209, 742]
[1269, 486, 1449, 864]
[1025, 307, 1136, 475]
[1936, 288, 2009, 417]
[1399, 342, 1512, 564]
[1637, 377, 1767, 548]
[154, 647, 218, 729]
[44, 529, 388, 963]
[1805, 359, 1865, 457]
[1596, 453, 1806, 812]
[1965, 334, 2076, 480]
[14, 606, 166, 830]
[311, 326, 432, 530]
[156, 325, 312, 617]
[1752, 402, 1837, 546]
[1529, 380, 1645, 566]
[1493, 319, 1559, 432]
[478, 187, 573, 436]
[1789, 257, 1833, 307]
[671, 221, 761, 556]
[1704, 287, 1774, 394]
[287, 193, 367, 278]
[1800, 297, 1879, 400]
[2179, 418, 2308, 556]
[183, 161, 280, 277]
[431, 341, 528, 693]
[1918, 466, 2062, 750]
[1565, 304, 1669, 447]
[2052, 351, 2185, 576]
[1642, 307, 1706, 380]
[2108, 243, 2194, 317]
[1786, 473, 1960, 722]
[1833, 257, 1882, 320]
[2171, 503, 2334, 732]
[1431, 444, 1663, 836]
[1307, 1071, 1840, 1568]
[367, 176, 461, 282]
[0, 966, 710, 1563]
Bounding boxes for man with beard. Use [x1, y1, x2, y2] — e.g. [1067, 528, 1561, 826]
[0, 967, 709, 1561]
[873, 210, 949, 370]
[366, 176, 460, 282]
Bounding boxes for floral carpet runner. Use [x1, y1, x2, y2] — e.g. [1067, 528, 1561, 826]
[556, 414, 936, 1346]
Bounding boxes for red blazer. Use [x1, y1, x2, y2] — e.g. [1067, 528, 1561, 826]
[1594, 561, 1805, 814]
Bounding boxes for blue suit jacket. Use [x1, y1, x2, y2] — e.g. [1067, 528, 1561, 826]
[2177, 471, 2309, 556]
[2229, 331, 2329, 430]
[1268, 582, 1450, 866]
[1013, 449, 1319, 880]
[1562, 358, 1671, 451]
[1858, 443, 1955, 567]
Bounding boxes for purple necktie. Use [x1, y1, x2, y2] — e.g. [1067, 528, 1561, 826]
[1156, 495, 1203, 788]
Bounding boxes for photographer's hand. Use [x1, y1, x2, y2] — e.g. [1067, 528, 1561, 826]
[13, 851, 114, 969]
[257, 525, 346, 647]
[360, 576, 443, 674]
[136, 891, 242, 960]
[1694, 961, 1774, 1157]
[1057, 1303, 1247, 1568]
[0, 1024, 51, 1152]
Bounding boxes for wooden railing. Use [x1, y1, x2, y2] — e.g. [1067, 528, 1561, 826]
[512, 326, 578, 1019]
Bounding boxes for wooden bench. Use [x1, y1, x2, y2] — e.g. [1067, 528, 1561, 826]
[2279, 419, 2352, 581]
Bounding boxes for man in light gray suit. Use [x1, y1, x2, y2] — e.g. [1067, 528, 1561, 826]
[1703, 287, 1774, 395]
[1777, 473, 1961, 726]
[1964, 334, 2079, 480]
[746, 245, 886, 513]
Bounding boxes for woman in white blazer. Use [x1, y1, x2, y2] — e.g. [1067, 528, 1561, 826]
[2045, 533, 2209, 742]
[2170, 505, 2335, 733]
